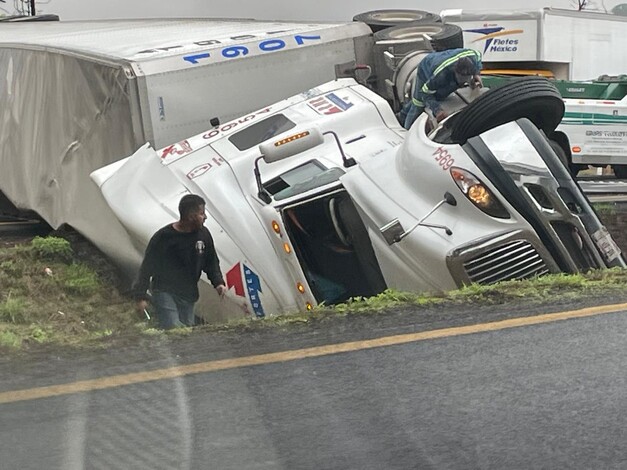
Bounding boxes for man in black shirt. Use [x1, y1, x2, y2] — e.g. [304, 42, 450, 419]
[134, 194, 226, 329]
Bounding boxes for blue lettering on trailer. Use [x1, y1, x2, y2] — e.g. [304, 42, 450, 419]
[259, 39, 286, 51]
[184, 52, 211, 64]
[183, 34, 321, 65]
[464, 27, 523, 54]
[294, 34, 321, 45]
[222, 46, 249, 58]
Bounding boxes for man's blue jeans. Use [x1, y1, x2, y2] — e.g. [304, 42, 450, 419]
[403, 102, 425, 130]
[152, 291, 196, 329]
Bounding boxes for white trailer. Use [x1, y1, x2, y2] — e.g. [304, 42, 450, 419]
[0, 14, 472, 274]
[0, 18, 377, 273]
[441, 8, 627, 81]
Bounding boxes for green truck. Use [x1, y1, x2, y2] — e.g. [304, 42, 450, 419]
[482, 74, 627, 178]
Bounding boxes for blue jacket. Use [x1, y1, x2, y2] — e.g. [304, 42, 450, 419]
[404, 48, 482, 129]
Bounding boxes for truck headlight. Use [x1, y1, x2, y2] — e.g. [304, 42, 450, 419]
[450, 167, 510, 219]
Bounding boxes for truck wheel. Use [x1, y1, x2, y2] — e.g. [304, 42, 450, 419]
[393, 51, 430, 103]
[449, 77, 564, 144]
[613, 165, 627, 179]
[353, 10, 441, 32]
[374, 22, 463, 59]
[429, 24, 464, 51]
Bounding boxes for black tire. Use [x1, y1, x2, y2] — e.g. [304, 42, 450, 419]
[430, 24, 464, 51]
[449, 77, 565, 144]
[374, 22, 460, 45]
[548, 132, 580, 177]
[374, 22, 462, 58]
[353, 9, 441, 33]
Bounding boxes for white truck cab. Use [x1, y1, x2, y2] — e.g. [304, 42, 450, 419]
[92, 77, 624, 322]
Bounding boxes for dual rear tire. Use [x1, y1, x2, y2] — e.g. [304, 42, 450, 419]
[355, 9, 463, 52]
[353, 9, 441, 32]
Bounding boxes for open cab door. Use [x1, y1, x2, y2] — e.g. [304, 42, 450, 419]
[255, 126, 389, 305]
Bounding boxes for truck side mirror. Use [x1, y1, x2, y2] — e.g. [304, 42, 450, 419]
[444, 191, 457, 206]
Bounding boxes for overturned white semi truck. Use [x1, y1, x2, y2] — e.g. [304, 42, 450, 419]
[92, 77, 625, 322]
[2, 14, 623, 322]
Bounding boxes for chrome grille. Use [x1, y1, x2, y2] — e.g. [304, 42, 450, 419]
[463, 240, 550, 285]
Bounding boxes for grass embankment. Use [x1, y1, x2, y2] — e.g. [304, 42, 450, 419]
[0, 236, 137, 351]
[2, 235, 627, 352]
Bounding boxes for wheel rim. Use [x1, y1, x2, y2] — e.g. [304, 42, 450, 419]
[385, 25, 443, 40]
[370, 11, 427, 23]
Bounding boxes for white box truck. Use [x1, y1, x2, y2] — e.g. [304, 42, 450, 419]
[441, 7, 627, 80]
[92, 77, 625, 322]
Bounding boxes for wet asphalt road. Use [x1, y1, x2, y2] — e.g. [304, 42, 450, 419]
[2, 300, 627, 470]
[3, 190, 627, 469]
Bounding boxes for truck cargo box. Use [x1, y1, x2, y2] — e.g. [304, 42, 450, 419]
[0, 19, 373, 271]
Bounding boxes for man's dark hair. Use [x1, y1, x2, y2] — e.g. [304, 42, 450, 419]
[455, 56, 476, 76]
[179, 194, 206, 219]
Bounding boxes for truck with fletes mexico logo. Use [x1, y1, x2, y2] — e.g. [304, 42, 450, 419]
[440, 8, 627, 177]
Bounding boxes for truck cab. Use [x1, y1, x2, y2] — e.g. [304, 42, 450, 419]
[92, 78, 624, 322]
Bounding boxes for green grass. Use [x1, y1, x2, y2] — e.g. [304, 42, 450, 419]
[0, 292, 28, 323]
[62, 263, 101, 296]
[0, 329, 21, 349]
[191, 269, 627, 335]
[31, 236, 73, 261]
[592, 202, 618, 217]
[2, 234, 627, 352]
[0, 236, 139, 352]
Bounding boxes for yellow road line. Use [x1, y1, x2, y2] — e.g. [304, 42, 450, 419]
[2, 302, 626, 405]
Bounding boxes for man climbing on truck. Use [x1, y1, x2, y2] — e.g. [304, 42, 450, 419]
[400, 48, 482, 129]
